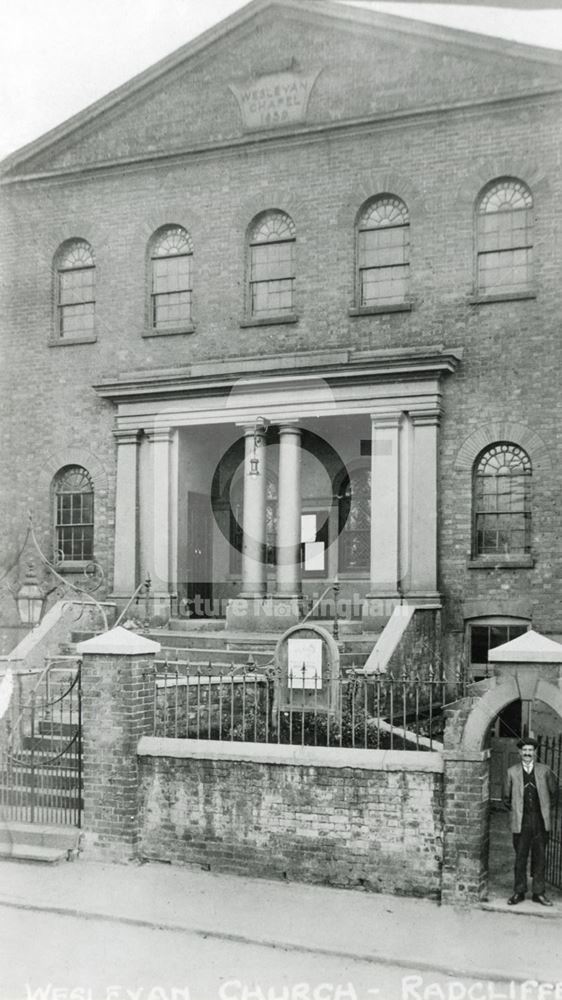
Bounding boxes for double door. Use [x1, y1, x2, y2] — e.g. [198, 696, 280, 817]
[186, 491, 213, 617]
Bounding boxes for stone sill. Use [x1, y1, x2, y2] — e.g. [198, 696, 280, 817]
[138, 736, 444, 772]
[468, 291, 536, 305]
[142, 325, 195, 338]
[468, 556, 535, 570]
[55, 561, 92, 573]
[239, 314, 298, 328]
[48, 335, 97, 347]
[349, 303, 412, 316]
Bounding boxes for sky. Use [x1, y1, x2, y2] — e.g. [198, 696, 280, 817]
[0, 0, 561, 161]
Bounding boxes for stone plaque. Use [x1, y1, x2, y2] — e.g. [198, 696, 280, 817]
[275, 623, 340, 713]
[229, 69, 321, 131]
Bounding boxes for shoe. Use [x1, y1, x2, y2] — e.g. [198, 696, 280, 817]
[532, 894, 553, 907]
[507, 893, 525, 905]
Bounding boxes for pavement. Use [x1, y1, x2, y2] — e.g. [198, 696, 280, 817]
[0, 853, 561, 985]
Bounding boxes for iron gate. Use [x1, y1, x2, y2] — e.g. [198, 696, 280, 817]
[0, 659, 82, 826]
[538, 733, 562, 890]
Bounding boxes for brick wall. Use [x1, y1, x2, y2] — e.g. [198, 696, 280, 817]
[137, 739, 444, 898]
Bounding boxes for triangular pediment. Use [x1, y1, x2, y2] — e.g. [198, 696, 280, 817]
[3, 0, 562, 178]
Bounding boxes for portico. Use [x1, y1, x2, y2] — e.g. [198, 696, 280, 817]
[95, 346, 460, 629]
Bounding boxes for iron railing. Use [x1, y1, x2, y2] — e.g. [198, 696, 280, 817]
[538, 733, 562, 890]
[0, 658, 82, 826]
[153, 657, 465, 751]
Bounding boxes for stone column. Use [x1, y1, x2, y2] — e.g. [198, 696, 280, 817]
[240, 423, 268, 599]
[276, 423, 302, 599]
[409, 409, 441, 601]
[145, 427, 174, 618]
[112, 430, 140, 599]
[363, 412, 402, 630]
[226, 423, 268, 630]
[76, 626, 161, 861]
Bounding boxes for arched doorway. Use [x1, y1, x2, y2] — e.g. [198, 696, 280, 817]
[486, 698, 562, 904]
[442, 641, 562, 906]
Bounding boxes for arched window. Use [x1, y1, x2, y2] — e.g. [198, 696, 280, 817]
[338, 467, 371, 572]
[56, 239, 95, 338]
[248, 210, 295, 318]
[53, 466, 94, 563]
[476, 179, 533, 296]
[473, 443, 531, 556]
[150, 226, 193, 330]
[357, 196, 409, 307]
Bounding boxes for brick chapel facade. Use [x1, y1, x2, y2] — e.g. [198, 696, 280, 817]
[1, 0, 562, 685]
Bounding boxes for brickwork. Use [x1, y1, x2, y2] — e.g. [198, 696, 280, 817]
[1, 5, 562, 654]
[80, 651, 156, 860]
[441, 698, 491, 904]
[138, 743, 444, 898]
[441, 752, 490, 905]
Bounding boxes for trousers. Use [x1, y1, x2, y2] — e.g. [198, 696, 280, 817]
[513, 810, 548, 896]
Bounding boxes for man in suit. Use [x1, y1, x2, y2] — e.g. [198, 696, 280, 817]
[503, 736, 558, 906]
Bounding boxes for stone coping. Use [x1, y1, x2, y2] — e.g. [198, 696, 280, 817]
[76, 625, 161, 655]
[488, 628, 562, 663]
[137, 736, 444, 772]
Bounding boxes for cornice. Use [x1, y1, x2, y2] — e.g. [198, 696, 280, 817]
[94, 344, 462, 404]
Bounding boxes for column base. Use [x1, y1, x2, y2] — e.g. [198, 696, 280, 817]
[226, 595, 303, 632]
[362, 592, 442, 630]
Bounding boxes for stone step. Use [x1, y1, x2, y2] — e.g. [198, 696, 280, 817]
[0, 822, 81, 863]
[0, 843, 71, 864]
[153, 626, 376, 671]
[155, 638, 275, 659]
[155, 647, 372, 669]
[0, 822, 81, 850]
[167, 618, 226, 632]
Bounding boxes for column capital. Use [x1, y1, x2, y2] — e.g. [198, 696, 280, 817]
[113, 429, 140, 446]
[145, 427, 173, 444]
[410, 407, 442, 427]
[237, 423, 268, 443]
[277, 422, 301, 438]
[370, 411, 403, 429]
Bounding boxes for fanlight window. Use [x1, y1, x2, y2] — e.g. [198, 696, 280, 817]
[357, 196, 410, 306]
[151, 226, 193, 330]
[338, 467, 371, 572]
[476, 179, 533, 296]
[54, 466, 94, 563]
[473, 443, 531, 556]
[56, 240, 96, 338]
[249, 211, 296, 318]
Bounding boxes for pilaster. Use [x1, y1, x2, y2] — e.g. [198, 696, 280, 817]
[112, 430, 140, 598]
[408, 407, 441, 601]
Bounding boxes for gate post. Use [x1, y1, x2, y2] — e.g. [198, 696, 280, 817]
[441, 700, 491, 905]
[76, 626, 160, 861]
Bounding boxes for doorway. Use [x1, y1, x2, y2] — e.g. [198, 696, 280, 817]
[186, 490, 213, 617]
